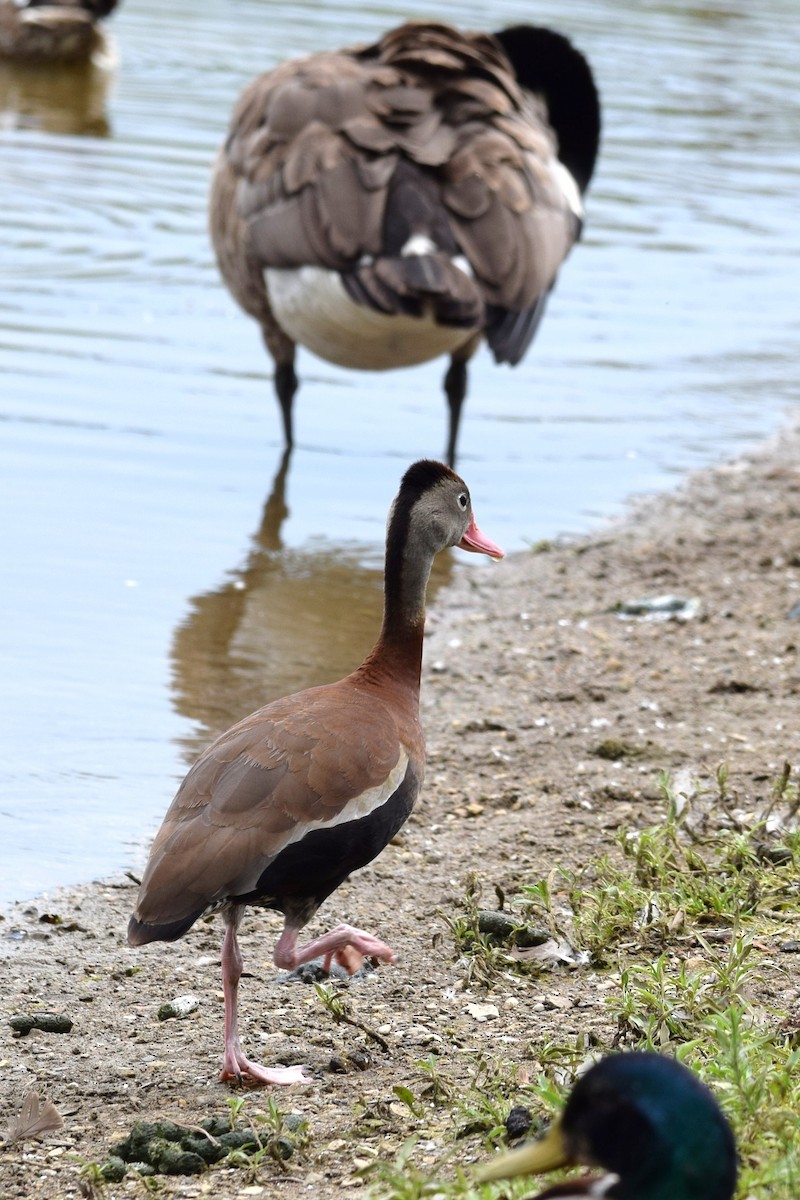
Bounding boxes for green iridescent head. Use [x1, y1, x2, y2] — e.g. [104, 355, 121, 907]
[477, 1053, 737, 1200]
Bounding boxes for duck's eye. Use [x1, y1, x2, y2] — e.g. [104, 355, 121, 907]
[457, 492, 468, 511]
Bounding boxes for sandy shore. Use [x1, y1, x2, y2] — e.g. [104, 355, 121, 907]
[2, 418, 799, 1198]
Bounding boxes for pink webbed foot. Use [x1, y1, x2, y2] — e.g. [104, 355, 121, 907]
[220, 1042, 311, 1088]
[323, 929, 396, 975]
[275, 922, 395, 976]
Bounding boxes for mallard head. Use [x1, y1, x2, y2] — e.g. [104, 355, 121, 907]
[476, 1053, 737, 1199]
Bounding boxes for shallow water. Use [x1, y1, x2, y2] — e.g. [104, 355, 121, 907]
[1, 0, 799, 907]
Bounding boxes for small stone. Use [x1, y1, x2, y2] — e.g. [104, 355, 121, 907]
[465, 1002, 499, 1022]
[779, 940, 800, 954]
[542, 995, 571, 1011]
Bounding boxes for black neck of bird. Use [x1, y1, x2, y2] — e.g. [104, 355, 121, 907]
[363, 504, 434, 687]
[493, 24, 601, 194]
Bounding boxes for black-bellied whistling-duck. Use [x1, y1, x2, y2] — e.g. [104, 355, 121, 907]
[209, 21, 601, 465]
[0, 0, 117, 63]
[476, 1053, 737, 1200]
[129, 460, 503, 1086]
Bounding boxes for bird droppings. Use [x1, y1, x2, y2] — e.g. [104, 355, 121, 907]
[8, 1012, 73, 1036]
[279, 958, 360, 985]
[591, 737, 648, 761]
[476, 910, 550, 949]
[504, 1104, 533, 1141]
[157, 994, 200, 1021]
[106, 1113, 306, 1177]
[614, 593, 701, 621]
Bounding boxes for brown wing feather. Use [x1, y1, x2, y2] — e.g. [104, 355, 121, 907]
[133, 676, 419, 927]
[209, 21, 582, 323]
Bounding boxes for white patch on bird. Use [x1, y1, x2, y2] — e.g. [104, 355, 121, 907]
[228, 748, 412, 896]
[285, 747, 410, 847]
[401, 234, 436, 257]
[550, 160, 583, 220]
[534, 1180, 619, 1200]
[591, 1176, 621, 1196]
[265, 266, 477, 369]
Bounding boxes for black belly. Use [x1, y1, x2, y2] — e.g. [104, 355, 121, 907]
[235, 759, 421, 922]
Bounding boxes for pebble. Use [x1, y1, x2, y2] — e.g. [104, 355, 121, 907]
[466, 1002, 499, 1022]
[542, 995, 571, 1011]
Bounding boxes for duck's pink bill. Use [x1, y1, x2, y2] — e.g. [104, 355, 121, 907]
[458, 515, 505, 561]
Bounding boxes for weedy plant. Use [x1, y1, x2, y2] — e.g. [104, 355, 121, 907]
[518, 767, 800, 962]
[314, 980, 391, 1051]
[575, 765, 800, 1199]
[453, 1055, 540, 1148]
[441, 873, 558, 986]
[364, 1137, 475, 1200]
[375, 766, 800, 1200]
[688, 1008, 800, 1197]
[440, 873, 517, 986]
[613, 934, 757, 1045]
[76, 1159, 108, 1199]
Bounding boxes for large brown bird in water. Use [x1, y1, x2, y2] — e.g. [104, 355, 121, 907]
[209, 21, 601, 463]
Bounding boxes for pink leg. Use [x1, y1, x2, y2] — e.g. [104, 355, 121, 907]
[219, 917, 310, 1087]
[274, 921, 396, 975]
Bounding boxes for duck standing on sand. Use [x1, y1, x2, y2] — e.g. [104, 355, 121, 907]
[129, 461, 504, 1086]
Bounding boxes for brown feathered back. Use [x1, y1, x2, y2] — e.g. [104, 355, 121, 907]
[211, 21, 580, 335]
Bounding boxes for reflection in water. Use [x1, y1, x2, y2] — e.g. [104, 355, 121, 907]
[0, 55, 114, 135]
[170, 452, 455, 761]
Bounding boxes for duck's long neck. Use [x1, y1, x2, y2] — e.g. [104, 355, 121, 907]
[361, 512, 435, 689]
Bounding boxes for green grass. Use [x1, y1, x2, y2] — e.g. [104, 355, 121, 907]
[365, 764, 800, 1200]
